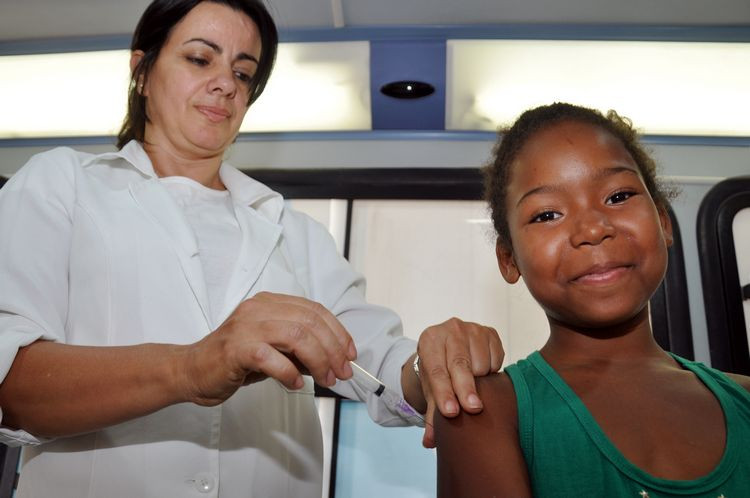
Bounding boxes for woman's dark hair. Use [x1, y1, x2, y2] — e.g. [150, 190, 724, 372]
[483, 102, 675, 249]
[116, 0, 278, 149]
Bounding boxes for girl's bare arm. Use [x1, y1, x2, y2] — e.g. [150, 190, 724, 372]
[435, 373, 531, 497]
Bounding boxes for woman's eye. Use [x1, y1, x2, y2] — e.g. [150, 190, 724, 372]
[234, 71, 253, 85]
[531, 211, 561, 223]
[607, 191, 635, 204]
[187, 56, 208, 66]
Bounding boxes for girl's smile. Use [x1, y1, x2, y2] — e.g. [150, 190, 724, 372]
[570, 263, 633, 285]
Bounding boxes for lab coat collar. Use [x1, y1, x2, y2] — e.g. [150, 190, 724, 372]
[93, 140, 285, 225]
[83, 139, 158, 178]
[219, 164, 284, 225]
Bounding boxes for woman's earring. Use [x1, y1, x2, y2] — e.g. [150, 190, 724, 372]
[138, 82, 144, 94]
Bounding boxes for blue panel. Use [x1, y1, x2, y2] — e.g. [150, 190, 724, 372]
[2, 25, 749, 55]
[370, 40, 446, 130]
[5, 132, 750, 149]
[335, 400, 436, 498]
[0, 35, 131, 55]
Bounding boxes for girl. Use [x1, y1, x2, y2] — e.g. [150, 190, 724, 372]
[436, 103, 750, 497]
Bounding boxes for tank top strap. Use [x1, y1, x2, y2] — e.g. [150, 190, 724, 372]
[504, 359, 535, 466]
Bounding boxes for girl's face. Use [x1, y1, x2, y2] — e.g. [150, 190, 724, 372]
[134, 1, 261, 158]
[497, 120, 672, 329]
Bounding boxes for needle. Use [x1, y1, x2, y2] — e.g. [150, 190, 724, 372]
[349, 361, 427, 427]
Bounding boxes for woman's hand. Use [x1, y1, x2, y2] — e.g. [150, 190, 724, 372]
[0, 293, 356, 437]
[401, 318, 503, 448]
[179, 292, 357, 406]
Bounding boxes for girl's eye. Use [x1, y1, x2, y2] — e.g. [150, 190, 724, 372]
[607, 191, 635, 204]
[187, 56, 209, 66]
[531, 211, 561, 223]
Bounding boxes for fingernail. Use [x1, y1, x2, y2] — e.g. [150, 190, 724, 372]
[326, 370, 336, 386]
[444, 400, 458, 415]
[294, 377, 304, 390]
[348, 342, 357, 360]
[342, 361, 353, 379]
[468, 394, 482, 409]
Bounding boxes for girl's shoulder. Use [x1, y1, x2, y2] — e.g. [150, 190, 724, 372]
[436, 371, 519, 439]
[671, 353, 750, 396]
[723, 372, 750, 394]
[435, 371, 531, 497]
[475, 371, 519, 419]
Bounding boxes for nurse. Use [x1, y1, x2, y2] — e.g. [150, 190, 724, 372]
[0, 1, 502, 496]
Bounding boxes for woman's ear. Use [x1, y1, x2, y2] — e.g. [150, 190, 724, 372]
[130, 50, 146, 95]
[130, 50, 145, 75]
[496, 240, 520, 284]
[657, 205, 674, 248]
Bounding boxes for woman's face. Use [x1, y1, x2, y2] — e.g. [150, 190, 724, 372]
[497, 120, 672, 329]
[138, 1, 261, 158]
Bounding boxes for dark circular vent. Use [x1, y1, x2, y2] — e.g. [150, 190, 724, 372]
[380, 81, 435, 99]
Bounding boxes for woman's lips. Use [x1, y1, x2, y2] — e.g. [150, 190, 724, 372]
[197, 105, 231, 123]
[571, 264, 632, 285]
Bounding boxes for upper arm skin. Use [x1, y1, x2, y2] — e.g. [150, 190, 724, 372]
[435, 373, 531, 498]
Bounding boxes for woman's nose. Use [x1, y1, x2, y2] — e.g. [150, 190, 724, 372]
[570, 208, 615, 247]
[208, 66, 237, 97]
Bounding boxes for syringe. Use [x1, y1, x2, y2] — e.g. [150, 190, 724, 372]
[349, 361, 427, 427]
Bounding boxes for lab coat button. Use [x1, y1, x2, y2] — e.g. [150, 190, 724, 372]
[193, 473, 216, 493]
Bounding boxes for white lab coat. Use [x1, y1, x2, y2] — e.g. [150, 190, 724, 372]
[0, 141, 416, 497]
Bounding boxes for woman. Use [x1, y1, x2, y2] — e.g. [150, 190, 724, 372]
[0, 1, 502, 496]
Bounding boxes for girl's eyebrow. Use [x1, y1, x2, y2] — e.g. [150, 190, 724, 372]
[183, 37, 260, 65]
[516, 184, 561, 207]
[515, 165, 640, 207]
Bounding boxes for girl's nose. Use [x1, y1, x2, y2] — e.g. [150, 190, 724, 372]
[570, 209, 615, 247]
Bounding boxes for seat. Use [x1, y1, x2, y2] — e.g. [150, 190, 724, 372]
[697, 175, 750, 374]
[650, 206, 694, 359]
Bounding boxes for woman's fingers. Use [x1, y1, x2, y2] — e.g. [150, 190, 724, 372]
[239, 341, 304, 390]
[417, 333, 459, 417]
[445, 330, 483, 412]
[254, 292, 357, 361]
[259, 318, 344, 386]
[416, 318, 504, 424]
[488, 327, 505, 373]
[190, 293, 355, 405]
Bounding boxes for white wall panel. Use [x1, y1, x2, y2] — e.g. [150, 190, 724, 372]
[287, 198, 348, 254]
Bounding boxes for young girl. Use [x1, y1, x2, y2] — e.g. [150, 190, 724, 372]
[436, 103, 750, 497]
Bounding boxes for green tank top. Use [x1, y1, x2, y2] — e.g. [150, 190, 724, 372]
[505, 352, 750, 497]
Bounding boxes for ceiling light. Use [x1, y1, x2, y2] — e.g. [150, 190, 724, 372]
[447, 40, 750, 136]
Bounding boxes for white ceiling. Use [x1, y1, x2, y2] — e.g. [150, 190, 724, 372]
[1, 0, 749, 42]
